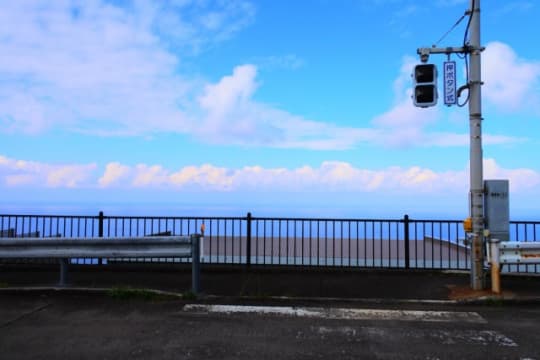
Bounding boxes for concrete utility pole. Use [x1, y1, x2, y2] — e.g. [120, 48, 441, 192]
[468, 0, 485, 290]
[465, 0, 484, 290]
[416, 0, 485, 289]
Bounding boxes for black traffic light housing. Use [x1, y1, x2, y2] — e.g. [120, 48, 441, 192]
[413, 64, 438, 108]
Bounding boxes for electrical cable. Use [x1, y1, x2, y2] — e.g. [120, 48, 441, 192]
[458, 64, 470, 106]
[457, 86, 470, 107]
[457, 40, 470, 107]
[464, 45, 470, 83]
[433, 13, 467, 47]
[458, 0, 475, 107]
[463, 0, 475, 47]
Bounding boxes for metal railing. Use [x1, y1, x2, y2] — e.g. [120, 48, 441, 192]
[1, 212, 539, 273]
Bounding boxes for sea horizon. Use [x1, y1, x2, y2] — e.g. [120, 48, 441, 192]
[1, 201, 537, 222]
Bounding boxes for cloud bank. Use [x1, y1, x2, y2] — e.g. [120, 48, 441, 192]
[0, 155, 96, 188]
[2, 155, 539, 195]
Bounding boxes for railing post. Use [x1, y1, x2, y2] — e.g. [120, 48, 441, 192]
[192, 234, 200, 295]
[98, 211, 104, 237]
[98, 211, 104, 265]
[404, 214, 410, 269]
[246, 212, 252, 268]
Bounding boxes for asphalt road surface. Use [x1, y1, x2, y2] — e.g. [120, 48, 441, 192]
[1, 292, 539, 359]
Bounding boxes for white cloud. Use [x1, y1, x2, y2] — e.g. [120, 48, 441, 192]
[2, 155, 539, 194]
[0, 1, 375, 150]
[0, 2, 533, 150]
[0, 155, 96, 188]
[197, 64, 266, 141]
[132, 164, 169, 187]
[371, 99, 438, 147]
[199, 65, 258, 115]
[192, 53, 530, 151]
[47, 165, 96, 188]
[0, 1, 184, 135]
[194, 64, 379, 149]
[483, 158, 540, 192]
[0, 0, 254, 136]
[98, 162, 131, 187]
[369, 58, 441, 147]
[171, 164, 233, 190]
[483, 41, 540, 113]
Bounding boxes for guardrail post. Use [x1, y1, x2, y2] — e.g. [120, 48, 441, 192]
[404, 214, 410, 269]
[246, 212, 252, 268]
[59, 258, 69, 287]
[98, 211, 104, 265]
[192, 234, 200, 295]
[490, 238, 501, 294]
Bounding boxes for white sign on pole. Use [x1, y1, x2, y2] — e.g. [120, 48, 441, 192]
[443, 61, 457, 105]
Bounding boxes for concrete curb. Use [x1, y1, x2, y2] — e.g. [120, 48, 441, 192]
[0, 286, 187, 299]
[2, 286, 540, 306]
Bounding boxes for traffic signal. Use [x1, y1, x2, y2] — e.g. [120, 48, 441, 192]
[413, 64, 437, 108]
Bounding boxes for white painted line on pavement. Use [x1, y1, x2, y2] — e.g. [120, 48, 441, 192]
[433, 330, 518, 347]
[309, 326, 518, 347]
[183, 304, 487, 323]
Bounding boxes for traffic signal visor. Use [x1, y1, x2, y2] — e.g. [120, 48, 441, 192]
[414, 64, 437, 83]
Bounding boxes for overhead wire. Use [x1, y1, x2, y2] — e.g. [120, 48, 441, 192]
[433, 13, 467, 48]
[427, 3, 474, 107]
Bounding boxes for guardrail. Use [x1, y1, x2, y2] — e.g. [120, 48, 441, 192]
[488, 239, 540, 294]
[0, 235, 201, 293]
[499, 241, 540, 265]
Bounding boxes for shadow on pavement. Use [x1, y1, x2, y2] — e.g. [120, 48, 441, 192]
[1, 263, 540, 302]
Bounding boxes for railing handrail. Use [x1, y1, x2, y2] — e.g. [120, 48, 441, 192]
[0, 214, 248, 221]
[2, 213, 539, 225]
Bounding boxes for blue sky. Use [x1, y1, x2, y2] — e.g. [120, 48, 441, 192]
[1, 0, 539, 218]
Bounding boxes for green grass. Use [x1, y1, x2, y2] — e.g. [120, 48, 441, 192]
[181, 291, 197, 300]
[107, 286, 197, 301]
[483, 296, 505, 306]
[107, 286, 172, 301]
[107, 286, 198, 301]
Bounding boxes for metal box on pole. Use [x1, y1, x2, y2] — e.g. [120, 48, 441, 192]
[484, 180, 509, 242]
